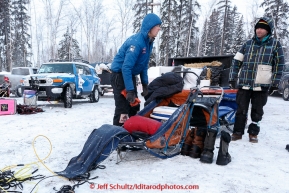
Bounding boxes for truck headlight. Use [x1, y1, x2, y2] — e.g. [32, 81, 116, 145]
[23, 79, 29, 86]
[46, 78, 53, 85]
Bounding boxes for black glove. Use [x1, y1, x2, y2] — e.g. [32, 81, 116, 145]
[141, 84, 148, 97]
[126, 91, 136, 103]
[229, 81, 236, 89]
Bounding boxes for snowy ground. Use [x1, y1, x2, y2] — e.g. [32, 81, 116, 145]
[1, 92, 289, 193]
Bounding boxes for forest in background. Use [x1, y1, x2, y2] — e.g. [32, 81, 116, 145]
[0, 0, 288, 71]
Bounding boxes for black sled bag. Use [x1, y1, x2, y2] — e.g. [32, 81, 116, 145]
[56, 124, 134, 179]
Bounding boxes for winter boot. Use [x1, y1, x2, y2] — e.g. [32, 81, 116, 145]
[200, 129, 217, 164]
[216, 131, 231, 165]
[188, 127, 206, 158]
[231, 132, 242, 141]
[231, 113, 247, 141]
[247, 122, 260, 143]
[181, 129, 194, 156]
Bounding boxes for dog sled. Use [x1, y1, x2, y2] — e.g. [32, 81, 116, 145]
[120, 88, 199, 159]
[118, 69, 234, 159]
[57, 70, 236, 180]
[56, 71, 201, 179]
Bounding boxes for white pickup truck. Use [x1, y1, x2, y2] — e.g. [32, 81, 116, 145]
[5, 67, 38, 97]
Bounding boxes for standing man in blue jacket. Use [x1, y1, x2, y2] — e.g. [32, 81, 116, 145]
[110, 13, 162, 126]
[229, 17, 285, 143]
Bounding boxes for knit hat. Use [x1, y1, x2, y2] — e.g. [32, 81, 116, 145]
[255, 19, 271, 33]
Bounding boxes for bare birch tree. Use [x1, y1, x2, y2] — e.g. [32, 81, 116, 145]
[38, 0, 67, 61]
[114, 0, 134, 44]
[72, 0, 103, 62]
[245, 0, 260, 38]
[99, 19, 115, 62]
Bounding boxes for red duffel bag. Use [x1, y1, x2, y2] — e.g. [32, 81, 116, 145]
[123, 115, 162, 135]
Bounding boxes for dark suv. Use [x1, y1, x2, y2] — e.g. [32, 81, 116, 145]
[278, 63, 289, 101]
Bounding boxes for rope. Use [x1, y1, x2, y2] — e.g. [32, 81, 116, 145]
[1, 135, 103, 193]
[0, 135, 67, 193]
[0, 167, 44, 193]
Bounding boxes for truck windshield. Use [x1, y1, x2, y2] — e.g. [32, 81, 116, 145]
[38, 64, 73, 74]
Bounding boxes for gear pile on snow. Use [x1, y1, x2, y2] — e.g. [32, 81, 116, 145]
[16, 104, 44, 115]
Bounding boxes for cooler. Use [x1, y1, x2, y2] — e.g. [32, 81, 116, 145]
[23, 90, 37, 106]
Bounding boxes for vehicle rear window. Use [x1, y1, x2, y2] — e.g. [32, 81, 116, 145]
[12, 68, 29, 75]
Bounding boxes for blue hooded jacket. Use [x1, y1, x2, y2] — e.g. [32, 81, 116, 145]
[111, 13, 162, 91]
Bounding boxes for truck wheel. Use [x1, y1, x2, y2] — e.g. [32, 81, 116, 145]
[283, 86, 289, 101]
[16, 85, 23, 97]
[90, 86, 99, 103]
[64, 86, 72, 108]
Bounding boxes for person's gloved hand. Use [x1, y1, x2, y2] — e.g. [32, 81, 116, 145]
[126, 91, 136, 103]
[141, 84, 148, 97]
[229, 81, 236, 89]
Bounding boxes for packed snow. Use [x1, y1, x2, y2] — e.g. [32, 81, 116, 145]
[1, 91, 289, 193]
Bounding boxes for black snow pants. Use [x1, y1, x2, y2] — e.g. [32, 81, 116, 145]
[110, 72, 140, 126]
[233, 89, 268, 135]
